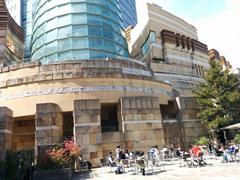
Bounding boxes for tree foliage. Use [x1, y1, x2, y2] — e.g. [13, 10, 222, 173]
[194, 60, 240, 130]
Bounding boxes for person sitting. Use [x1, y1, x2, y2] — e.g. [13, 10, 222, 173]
[79, 155, 92, 171]
[136, 152, 146, 175]
[108, 152, 116, 166]
[191, 145, 203, 158]
[162, 145, 168, 152]
[169, 144, 175, 158]
[176, 144, 184, 157]
[220, 145, 232, 162]
[124, 149, 130, 159]
[189, 144, 206, 166]
[119, 148, 127, 159]
[129, 151, 134, 160]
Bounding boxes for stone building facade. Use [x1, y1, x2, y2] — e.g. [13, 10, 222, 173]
[130, 3, 209, 146]
[0, 1, 211, 165]
[0, 59, 176, 164]
[0, 0, 24, 67]
[208, 49, 232, 70]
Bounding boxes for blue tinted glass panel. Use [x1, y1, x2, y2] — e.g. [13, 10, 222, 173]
[58, 26, 72, 39]
[88, 26, 101, 36]
[46, 41, 57, 54]
[58, 39, 71, 51]
[103, 29, 113, 39]
[72, 26, 88, 36]
[73, 37, 88, 48]
[72, 14, 87, 24]
[141, 31, 156, 55]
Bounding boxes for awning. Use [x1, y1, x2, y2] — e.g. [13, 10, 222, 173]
[222, 123, 240, 130]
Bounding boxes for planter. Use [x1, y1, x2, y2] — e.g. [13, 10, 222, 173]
[33, 168, 72, 180]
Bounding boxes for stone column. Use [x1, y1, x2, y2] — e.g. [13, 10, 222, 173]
[0, 107, 13, 160]
[35, 103, 63, 146]
[120, 97, 165, 152]
[73, 99, 102, 165]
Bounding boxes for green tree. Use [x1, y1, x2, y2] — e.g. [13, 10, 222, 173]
[194, 60, 240, 130]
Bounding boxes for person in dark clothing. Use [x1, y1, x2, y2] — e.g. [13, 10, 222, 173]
[79, 155, 92, 171]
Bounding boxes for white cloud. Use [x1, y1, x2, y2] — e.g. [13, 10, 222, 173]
[192, 0, 240, 69]
[135, 0, 240, 69]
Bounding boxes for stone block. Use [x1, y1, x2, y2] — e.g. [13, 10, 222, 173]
[90, 152, 98, 159]
[89, 133, 102, 144]
[0, 81, 6, 88]
[101, 132, 121, 144]
[32, 75, 45, 82]
[74, 114, 100, 124]
[76, 133, 90, 145]
[53, 72, 63, 80]
[2, 66, 9, 72]
[37, 136, 62, 146]
[0, 107, 13, 117]
[45, 74, 53, 80]
[75, 126, 100, 134]
[125, 141, 134, 149]
[36, 103, 62, 113]
[88, 145, 97, 152]
[124, 131, 140, 141]
[36, 128, 62, 138]
[124, 122, 162, 131]
[63, 72, 74, 79]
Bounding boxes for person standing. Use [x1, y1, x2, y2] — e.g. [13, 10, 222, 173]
[115, 145, 121, 162]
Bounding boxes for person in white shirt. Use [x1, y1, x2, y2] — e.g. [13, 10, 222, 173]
[115, 145, 121, 161]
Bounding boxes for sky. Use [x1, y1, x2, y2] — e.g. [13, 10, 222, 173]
[135, 0, 240, 69]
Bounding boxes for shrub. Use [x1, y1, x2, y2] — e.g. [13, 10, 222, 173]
[234, 133, 240, 144]
[194, 136, 209, 145]
[0, 150, 34, 180]
[37, 138, 80, 170]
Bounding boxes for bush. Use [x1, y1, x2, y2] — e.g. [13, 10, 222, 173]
[234, 133, 240, 144]
[36, 138, 80, 170]
[0, 150, 34, 180]
[194, 136, 209, 145]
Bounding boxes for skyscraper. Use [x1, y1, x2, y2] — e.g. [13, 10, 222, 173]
[31, 0, 130, 64]
[118, 0, 137, 28]
[20, 0, 32, 59]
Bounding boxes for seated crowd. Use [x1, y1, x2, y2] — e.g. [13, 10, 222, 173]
[78, 140, 239, 175]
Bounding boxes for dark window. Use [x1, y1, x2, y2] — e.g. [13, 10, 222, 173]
[186, 38, 190, 50]
[101, 103, 118, 132]
[175, 34, 180, 47]
[160, 101, 178, 120]
[63, 112, 73, 139]
[181, 36, 185, 49]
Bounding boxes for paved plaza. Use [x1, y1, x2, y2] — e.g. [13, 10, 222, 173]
[73, 158, 240, 180]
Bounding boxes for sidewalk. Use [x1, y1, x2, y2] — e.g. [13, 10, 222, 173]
[73, 158, 240, 180]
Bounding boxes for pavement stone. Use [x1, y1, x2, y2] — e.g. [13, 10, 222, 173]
[73, 158, 240, 180]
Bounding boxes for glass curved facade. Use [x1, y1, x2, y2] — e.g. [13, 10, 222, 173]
[118, 0, 137, 29]
[31, 0, 129, 64]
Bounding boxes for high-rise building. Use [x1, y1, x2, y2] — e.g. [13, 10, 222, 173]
[118, 0, 137, 28]
[31, 0, 130, 64]
[20, 0, 32, 59]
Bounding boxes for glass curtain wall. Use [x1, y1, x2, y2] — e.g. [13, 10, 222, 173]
[31, 0, 129, 64]
[118, 0, 137, 29]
